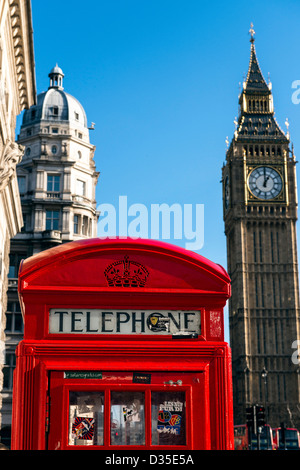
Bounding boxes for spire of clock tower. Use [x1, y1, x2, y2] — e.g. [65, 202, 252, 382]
[244, 23, 270, 94]
[234, 24, 288, 144]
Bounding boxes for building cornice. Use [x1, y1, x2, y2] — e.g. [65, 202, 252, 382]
[9, 0, 36, 111]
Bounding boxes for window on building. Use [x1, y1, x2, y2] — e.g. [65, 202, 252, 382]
[52, 106, 59, 116]
[82, 216, 89, 236]
[46, 210, 60, 230]
[21, 212, 31, 233]
[76, 179, 85, 196]
[17, 176, 26, 195]
[8, 253, 26, 278]
[74, 214, 79, 234]
[47, 175, 60, 192]
[78, 132, 83, 139]
[75, 112, 79, 120]
[3, 351, 16, 390]
[52, 128, 59, 134]
[52, 145, 58, 155]
[5, 301, 23, 334]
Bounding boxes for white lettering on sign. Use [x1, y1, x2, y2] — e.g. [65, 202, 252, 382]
[49, 309, 201, 336]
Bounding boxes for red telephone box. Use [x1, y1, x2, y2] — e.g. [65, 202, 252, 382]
[11, 238, 233, 450]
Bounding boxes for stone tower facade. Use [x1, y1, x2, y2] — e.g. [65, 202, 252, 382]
[222, 27, 300, 429]
[1, 66, 99, 441]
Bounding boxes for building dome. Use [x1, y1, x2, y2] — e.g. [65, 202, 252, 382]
[21, 65, 88, 128]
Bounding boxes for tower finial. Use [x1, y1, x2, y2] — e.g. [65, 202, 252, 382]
[249, 22, 255, 43]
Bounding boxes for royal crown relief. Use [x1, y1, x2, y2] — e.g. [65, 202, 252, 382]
[104, 255, 149, 287]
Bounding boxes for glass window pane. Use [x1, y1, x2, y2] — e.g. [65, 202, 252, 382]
[47, 175, 53, 191]
[14, 314, 23, 332]
[5, 313, 12, 332]
[54, 176, 60, 191]
[18, 176, 26, 194]
[151, 391, 186, 446]
[46, 211, 59, 230]
[110, 391, 145, 446]
[69, 392, 104, 446]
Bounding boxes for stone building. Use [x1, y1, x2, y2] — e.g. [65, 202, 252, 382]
[222, 26, 300, 429]
[1, 64, 99, 445]
[0, 0, 36, 443]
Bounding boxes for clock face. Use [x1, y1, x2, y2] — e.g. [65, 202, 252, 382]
[248, 166, 283, 200]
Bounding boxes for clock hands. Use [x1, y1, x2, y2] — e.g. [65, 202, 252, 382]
[263, 175, 270, 188]
[263, 167, 270, 188]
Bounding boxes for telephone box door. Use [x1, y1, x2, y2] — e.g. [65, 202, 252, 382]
[47, 371, 208, 450]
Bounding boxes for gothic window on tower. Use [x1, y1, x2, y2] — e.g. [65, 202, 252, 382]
[46, 210, 60, 231]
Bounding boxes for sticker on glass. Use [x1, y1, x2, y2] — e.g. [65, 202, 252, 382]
[72, 417, 95, 440]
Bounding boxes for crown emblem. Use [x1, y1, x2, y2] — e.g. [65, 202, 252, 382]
[104, 256, 149, 287]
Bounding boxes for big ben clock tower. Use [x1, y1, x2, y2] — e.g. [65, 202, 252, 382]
[223, 25, 300, 428]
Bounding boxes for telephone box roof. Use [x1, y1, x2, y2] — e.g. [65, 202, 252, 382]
[18, 237, 230, 296]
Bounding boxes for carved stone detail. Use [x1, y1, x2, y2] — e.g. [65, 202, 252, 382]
[0, 139, 24, 191]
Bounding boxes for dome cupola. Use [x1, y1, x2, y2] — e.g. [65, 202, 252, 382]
[48, 64, 64, 90]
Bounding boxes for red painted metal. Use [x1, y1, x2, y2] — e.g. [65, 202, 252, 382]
[11, 238, 234, 450]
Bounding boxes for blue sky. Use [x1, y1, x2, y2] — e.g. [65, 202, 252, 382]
[26, 0, 300, 342]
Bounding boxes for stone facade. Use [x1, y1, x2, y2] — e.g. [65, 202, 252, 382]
[1, 65, 99, 445]
[0, 0, 36, 441]
[223, 29, 300, 429]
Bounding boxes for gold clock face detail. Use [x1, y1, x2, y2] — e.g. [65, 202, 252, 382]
[248, 166, 283, 200]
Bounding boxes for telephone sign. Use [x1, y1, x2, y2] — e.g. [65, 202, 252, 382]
[49, 309, 201, 335]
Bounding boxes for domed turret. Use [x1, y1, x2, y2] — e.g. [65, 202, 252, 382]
[21, 65, 88, 131]
[15, 64, 99, 249]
